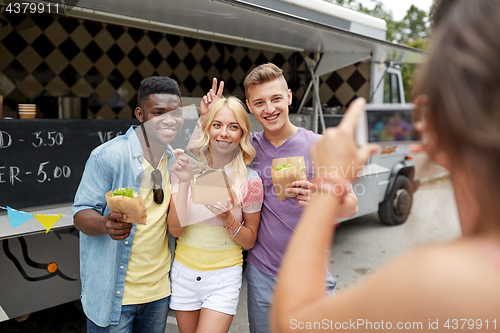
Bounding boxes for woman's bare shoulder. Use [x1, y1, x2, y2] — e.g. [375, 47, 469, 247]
[340, 240, 500, 319]
[282, 240, 500, 329]
[396, 239, 500, 282]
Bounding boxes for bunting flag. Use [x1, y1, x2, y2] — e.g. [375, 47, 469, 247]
[7, 206, 34, 229]
[34, 214, 63, 233]
[1, 206, 69, 234]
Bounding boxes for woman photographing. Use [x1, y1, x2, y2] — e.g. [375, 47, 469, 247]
[272, 0, 500, 331]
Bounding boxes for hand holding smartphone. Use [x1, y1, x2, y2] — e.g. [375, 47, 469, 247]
[356, 103, 419, 146]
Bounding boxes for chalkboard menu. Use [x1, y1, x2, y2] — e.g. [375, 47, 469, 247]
[0, 119, 198, 210]
[0, 119, 139, 209]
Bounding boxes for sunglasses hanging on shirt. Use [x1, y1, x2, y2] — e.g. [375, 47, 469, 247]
[141, 123, 164, 204]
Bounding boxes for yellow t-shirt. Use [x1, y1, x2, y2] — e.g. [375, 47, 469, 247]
[175, 220, 243, 271]
[122, 153, 171, 305]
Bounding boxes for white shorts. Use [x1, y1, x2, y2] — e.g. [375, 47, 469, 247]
[170, 259, 242, 315]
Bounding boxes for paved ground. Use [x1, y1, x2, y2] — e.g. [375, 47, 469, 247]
[0, 160, 456, 333]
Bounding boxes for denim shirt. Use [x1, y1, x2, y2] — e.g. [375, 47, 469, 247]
[72, 126, 175, 327]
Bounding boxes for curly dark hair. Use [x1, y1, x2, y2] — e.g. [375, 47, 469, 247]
[138, 76, 181, 106]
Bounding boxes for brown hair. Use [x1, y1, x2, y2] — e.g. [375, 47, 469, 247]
[243, 63, 288, 98]
[415, 0, 500, 223]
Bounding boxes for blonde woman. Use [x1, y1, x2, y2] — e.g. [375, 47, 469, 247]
[167, 96, 263, 333]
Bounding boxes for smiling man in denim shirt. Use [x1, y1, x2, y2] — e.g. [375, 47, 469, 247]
[72, 76, 183, 333]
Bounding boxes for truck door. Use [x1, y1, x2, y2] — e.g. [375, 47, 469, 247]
[383, 67, 405, 104]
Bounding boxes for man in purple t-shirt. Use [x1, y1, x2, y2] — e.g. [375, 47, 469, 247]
[243, 63, 358, 333]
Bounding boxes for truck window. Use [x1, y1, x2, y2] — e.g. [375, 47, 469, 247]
[383, 73, 401, 103]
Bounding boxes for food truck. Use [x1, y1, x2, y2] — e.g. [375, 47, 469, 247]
[0, 0, 425, 322]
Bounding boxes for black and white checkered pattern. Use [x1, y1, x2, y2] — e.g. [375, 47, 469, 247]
[0, 11, 369, 118]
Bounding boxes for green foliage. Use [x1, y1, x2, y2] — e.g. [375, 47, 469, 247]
[358, 1, 400, 42]
[398, 6, 429, 102]
[398, 5, 428, 43]
[400, 38, 428, 102]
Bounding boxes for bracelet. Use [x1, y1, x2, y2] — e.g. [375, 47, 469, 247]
[226, 217, 237, 230]
[196, 119, 202, 127]
[229, 224, 242, 238]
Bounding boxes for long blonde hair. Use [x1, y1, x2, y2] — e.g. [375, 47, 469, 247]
[189, 96, 256, 205]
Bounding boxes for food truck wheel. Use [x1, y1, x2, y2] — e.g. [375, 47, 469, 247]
[378, 175, 414, 225]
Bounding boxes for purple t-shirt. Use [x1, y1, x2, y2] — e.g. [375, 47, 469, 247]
[246, 127, 320, 277]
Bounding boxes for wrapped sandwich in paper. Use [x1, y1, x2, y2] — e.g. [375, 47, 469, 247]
[190, 169, 234, 206]
[105, 187, 147, 225]
[271, 156, 307, 201]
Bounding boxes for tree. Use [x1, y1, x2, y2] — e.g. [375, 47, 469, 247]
[397, 6, 429, 101]
[356, 1, 400, 42]
[397, 5, 428, 43]
[400, 38, 427, 102]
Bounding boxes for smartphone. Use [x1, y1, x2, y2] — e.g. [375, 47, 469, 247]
[356, 103, 418, 146]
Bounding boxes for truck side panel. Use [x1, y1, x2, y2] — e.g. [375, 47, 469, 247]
[0, 228, 80, 322]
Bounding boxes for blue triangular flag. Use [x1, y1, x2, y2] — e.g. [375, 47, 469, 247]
[7, 206, 34, 229]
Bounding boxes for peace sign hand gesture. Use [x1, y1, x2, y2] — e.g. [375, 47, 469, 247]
[200, 78, 224, 121]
